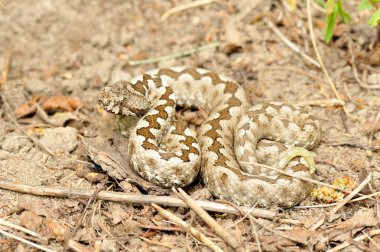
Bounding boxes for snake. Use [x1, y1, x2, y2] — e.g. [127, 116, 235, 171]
[99, 67, 321, 208]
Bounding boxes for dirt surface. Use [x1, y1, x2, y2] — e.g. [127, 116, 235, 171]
[1, 0, 380, 251]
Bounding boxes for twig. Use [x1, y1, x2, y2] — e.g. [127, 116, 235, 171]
[174, 188, 240, 250]
[0, 179, 276, 219]
[151, 204, 224, 252]
[328, 174, 372, 219]
[242, 161, 353, 195]
[362, 231, 380, 251]
[129, 41, 220, 66]
[263, 18, 320, 68]
[160, 0, 220, 21]
[311, 174, 373, 230]
[220, 200, 307, 245]
[327, 229, 380, 252]
[0, 219, 48, 245]
[139, 236, 175, 249]
[294, 190, 380, 209]
[0, 228, 54, 252]
[2, 109, 55, 158]
[305, 0, 349, 115]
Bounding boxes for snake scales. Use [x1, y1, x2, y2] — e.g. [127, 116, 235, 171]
[99, 67, 321, 208]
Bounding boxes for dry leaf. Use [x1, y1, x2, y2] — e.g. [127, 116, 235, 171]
[15, 95, 82, 118]
[46, 218, 67, 241]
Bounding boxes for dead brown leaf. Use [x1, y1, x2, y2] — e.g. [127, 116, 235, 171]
[46, 218, 67, 241]
[19, 211, 44, 233]
[19, 200, 60, 219]
[15, 95, 82, 118]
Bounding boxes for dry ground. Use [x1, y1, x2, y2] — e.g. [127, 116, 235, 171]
[0, 0, 380, 251]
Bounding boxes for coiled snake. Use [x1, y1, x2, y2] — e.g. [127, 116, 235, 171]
[99, 67, 321, 207]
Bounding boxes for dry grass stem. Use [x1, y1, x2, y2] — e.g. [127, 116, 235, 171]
[306, 0, 349, 115]
[0, 228, 54, 252]
[263, 18, 320, 68]
[328, 174, 372, 218]
[160, 0, 220, 21]
[311, 173, 373, 230]
[129, 41, 220, 66]
[139, 236, 175, 249]
[243, 161, 364, 196]
[0, 218, 48, 244]
[327, 229, 380, 252]
[0, 179, 276, 219]
[174, 188, 240, 250]
[151, 204, 224, 252]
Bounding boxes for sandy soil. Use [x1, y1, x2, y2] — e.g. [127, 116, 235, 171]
[0, 0, 380, 251]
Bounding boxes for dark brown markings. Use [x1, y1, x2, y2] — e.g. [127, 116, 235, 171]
[203, 72, 224, 85]
[181, 68, 202, 80]
[157, 68, 181, 79]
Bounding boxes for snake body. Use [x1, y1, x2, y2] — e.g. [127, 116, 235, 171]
[99, 67, 321, 207]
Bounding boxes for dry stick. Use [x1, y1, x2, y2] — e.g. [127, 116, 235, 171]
[0, 228, 54, 252]
[221, 200, 308, 245]
[139, 236, 175, 249]
[5, 112, 56, 158]
[327, 229, 380, 252]
[160, 0, 220, 21]
[174, 188, 240, 250]
[242, 161, 354, 195]
[294, 190, 380, 209]
[0, 179, 276, 219]
[129, 41, 220, 66]
[0, 94, 56, 158]
[0, 219, 48, 245]
[328, 174, 372, 219]
[151, 204, 224, 252]
[311, 173, 373, 231]
[305, 0, 348, 115]
[263, 18, 320, 68]
[362, 231, 380, 251]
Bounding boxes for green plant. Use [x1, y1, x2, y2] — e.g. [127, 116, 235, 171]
[323, 0, 380, 43]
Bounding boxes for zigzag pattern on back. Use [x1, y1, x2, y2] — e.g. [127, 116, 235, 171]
[99, 67, 321, 207]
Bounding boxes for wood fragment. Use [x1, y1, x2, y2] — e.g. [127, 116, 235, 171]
[0, 218, 48, 245]
[0, 179, 276, 219]
[0, 228, 54, 252]
[151, 204, 224, 252]
[327, 229, 380, 252]
[139, 236, 175, 249]
[174, 188, 240, 250]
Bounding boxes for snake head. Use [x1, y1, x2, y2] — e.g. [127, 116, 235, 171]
[99, 80, 150, 116]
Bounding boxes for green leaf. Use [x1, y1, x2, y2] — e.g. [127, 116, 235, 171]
[326, 0, 335, 14]
[359, 0, 373, 10]
[337, 0, 351, 23]
[324, 4, 339, 43]
[368, 8, 380, 27]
